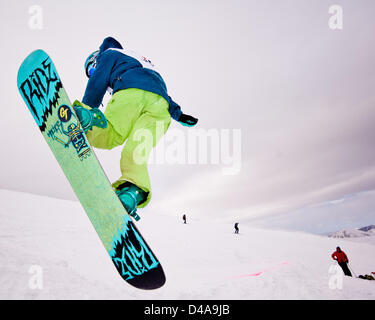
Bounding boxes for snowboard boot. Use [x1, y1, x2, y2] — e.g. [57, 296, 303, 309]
[115, 182, 148, 221]
[72, 100, 107, 133]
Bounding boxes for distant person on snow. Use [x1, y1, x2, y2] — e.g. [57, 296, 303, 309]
[234, 222, 239, 234]
[183, 214, 187, 224]
[331, 247, 352, 277]
[74, 37, 198, 221]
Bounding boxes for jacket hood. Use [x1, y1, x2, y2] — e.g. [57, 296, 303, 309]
[99, 37, 123, 53]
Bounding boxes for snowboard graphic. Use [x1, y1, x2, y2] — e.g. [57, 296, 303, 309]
[17, 50, 165, 290]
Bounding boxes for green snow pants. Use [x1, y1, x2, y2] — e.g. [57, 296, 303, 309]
[86, 88, 171, 208]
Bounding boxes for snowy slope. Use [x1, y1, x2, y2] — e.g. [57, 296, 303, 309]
[0, 189, 374, 300]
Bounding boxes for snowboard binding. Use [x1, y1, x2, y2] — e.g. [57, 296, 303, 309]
[115, 182, 148, 221]
[72, 100, 107, 133]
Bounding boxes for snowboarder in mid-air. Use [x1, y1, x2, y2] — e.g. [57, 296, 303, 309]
[74, 37, 198, 220]
[331, 247, 352, 277]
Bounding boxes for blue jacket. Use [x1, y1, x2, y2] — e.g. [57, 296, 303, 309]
[82, 37, 182, 121]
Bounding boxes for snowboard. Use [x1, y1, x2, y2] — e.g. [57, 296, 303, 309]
[17, 49, 166, 290]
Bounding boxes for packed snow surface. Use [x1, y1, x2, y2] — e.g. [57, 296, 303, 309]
[0, 189, 374, 300]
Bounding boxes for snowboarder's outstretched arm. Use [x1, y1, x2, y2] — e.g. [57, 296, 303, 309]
[168, 97, 182, 121]
[168, 96, 198, 127]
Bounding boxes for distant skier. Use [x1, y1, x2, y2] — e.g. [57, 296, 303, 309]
[331, 247, 352, 277]
[183, 214, 187, 224]
[74, 37, 198, 220]
[234, 222, 239, 234]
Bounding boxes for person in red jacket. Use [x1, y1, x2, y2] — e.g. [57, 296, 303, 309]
[332, 247, 352, 276]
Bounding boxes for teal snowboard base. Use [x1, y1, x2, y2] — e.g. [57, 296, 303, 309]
[17, 50, 165, 290]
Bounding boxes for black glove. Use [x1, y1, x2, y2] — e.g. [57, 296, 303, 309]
[178, 113, 198, 127]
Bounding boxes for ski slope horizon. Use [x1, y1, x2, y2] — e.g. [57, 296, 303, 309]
[0, 189, 374, 300]
[5, 183, 375, 235]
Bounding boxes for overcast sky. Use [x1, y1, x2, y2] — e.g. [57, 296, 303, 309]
[2, 0, 375, 233]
